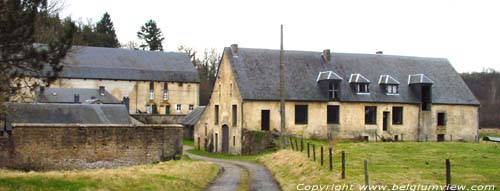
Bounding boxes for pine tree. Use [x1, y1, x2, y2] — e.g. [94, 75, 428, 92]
[95, 12, 119, 48]
[137, 20, 164, 51]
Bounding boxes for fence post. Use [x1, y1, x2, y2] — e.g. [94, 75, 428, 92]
[313, 144, 316, 161]
[364, 160, 369, 190]
[341, 151, 345, 179]
[295, 138, 299, 151]
[290, 136, 295, 151]
[301, 138, 304, 152]
[320, 146, 324, 166]
[446, 159, 451, 191]
[307, 143, 310, 158]
[329, 147, 333, 171]
[375, 133, 378, 142]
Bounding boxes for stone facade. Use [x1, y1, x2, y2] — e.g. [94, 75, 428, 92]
[0, 123, 183, 170]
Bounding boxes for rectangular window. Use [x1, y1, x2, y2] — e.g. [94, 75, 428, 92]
[163, 83, 168, 100]
[437, 112, 446, 126]
[328, 82, 339, 100]
[232, 105, 237, 126]
[165, 105, 170, 115]
[357, 83, 369, 93]
[215, 105, 219, 125]
[189, 104, 194, 111]
[392, 107, 403, 125]
[365, 106, 377, 124]
[295, 105, 308, 124]
[386, 85, 399, 94]
[176, 104, 181, 112]
[149, 82, 154, 100]
[327, 105, 340, 124]
[230, 83, 233, 96]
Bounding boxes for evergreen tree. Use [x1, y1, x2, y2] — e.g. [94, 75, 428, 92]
[95, 12, 119, 48]
[137, 20, 164, 51]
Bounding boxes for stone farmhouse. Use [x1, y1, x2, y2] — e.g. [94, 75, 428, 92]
[193, 44, 479, 155]
[26, 45, 200, 115]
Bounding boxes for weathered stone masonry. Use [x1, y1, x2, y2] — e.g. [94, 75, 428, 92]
[0, 123, 182, 170]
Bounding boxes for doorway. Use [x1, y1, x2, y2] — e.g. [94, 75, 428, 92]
[261, 110, 270, 131]
[383, 112, 389, 131]
[222, 125, 229, 153]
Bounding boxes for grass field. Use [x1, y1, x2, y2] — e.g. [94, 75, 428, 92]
[258, 142, 500, 190]
[0, 158, 219, 191]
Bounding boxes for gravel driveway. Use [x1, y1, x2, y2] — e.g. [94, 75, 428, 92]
[184, 146, 281, 191]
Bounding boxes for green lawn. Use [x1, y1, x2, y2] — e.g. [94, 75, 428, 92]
[183, 138, 195, 147]
[0, 157, 219, 191]
[258, 142, 500, 190]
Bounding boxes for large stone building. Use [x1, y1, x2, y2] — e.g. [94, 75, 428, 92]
[193, 45, 480, 154]
[22, 46, 200, 115]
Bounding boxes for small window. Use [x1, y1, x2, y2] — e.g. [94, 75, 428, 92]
[295, 105, 308, 124]
[365, 106, 377, 124]
[328, 82, 340, 100]
[392, 107, 403, 125]
[163, 83, 169, 100]
[165, 105, 170, 115]
[232, 105, 237, 126]
[230, 83, 233, 96]
[437, 112, 446, 126]
[189, 104, 194, 111]
[386, 85, 399, 94]
[327, 105, 339, 124]
[149, 82, 154, 100]
[215, 105, 219, 125]
[357, 83, 369, 93]
[176, 104, 182, 112]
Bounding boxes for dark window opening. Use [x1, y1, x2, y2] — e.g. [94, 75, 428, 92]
[327, 105, 339, 124]
[365, 106, 377, 125]
[437, 134, 445, 142]
[261, 110, 270, 131]
[363, 136, 369, 142]
[295, 105, 308, 124]
[392, 107, 403, 125]
[421, 86, 432, 111]
[437, 112, 446, 126]
[99, 86, 105, 96]
[215, 133, 218, 152]
[357, 83, 369, 93]
[233, 136, 236, 146]
[232, 105, 237, 126]
[394, 135, 399, 142]
[214, 105, 219, 125]
[165, 105, 170, 115]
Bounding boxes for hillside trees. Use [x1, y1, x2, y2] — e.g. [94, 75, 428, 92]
[461, 69, 500, 128]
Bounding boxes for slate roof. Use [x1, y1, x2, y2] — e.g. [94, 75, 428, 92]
[36, 88, 121, 104]
[4, 103, 131, 130]
[182, 106, 206, 126]
[408, 74, 434, 84]
[317, 71, 343, 82]
[379, 75, 400, 85]
[57, 46, 199, 82]
[226, 47, 479, 105]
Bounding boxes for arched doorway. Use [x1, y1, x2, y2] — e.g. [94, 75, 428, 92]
[222, 125, 229, 153]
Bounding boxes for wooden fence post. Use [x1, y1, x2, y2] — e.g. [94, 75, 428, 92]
[341, 151, 345, 179]
[320, 146, 324, 166]
[307, 143, 310, 158]
[295, 138, 299, 151]
[329, 147, 333, 171]
[300, 138, 304, 152]
[446, 159, 451, 191]
[313, 144, 316, 161]
[364, 160, 369, 190]
[290, 136, 295, 151]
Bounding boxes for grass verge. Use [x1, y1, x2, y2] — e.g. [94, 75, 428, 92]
[186, 149, 274, 162]
[183, 138, 195, 147]
[0, 158, 219, 191]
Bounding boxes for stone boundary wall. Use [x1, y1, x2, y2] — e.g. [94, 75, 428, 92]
[241, 129, 277, 155]
[0, 123, 182, 171]
[131, 114, 186, 124]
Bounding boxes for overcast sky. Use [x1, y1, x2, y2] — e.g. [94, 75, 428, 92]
[60, 0, 500, 72]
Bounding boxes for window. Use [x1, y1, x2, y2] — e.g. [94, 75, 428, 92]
[176, 104, 182, 112]
[189, 104, 194, 111]
[365, 106, 377, 124]
[328, 82, 340, 100]
[386, 85, 399, 94]
[149, 82, 154, 100]
[327, 105, 339, 124]
[437, 112, 446, 126]
[214, 105, 219, 125]
[232, 105, 237, 126]
[230, 83, 233, 96]
[99, 86, 105, 96]
[392, 107, 403, 125]
[165, 105, 170, 115]
[295, 105, 308, 124]
[357, 83, 369, 93]
[163, 83, 169, 100]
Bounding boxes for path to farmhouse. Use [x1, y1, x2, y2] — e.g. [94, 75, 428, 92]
[183, 146, 281, 191]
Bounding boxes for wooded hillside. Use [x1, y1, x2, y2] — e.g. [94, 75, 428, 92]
[461, 69, 500, 128]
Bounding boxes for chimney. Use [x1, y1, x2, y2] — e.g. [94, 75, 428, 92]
[322, 49, 331, 62]
[74, 94, 80, 103]
[376, 51, 383, 54]
[99, 86, 105, 96]
[230, 44, 238, 55]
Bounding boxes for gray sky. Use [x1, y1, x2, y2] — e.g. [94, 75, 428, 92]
[60, 0, 500, 72]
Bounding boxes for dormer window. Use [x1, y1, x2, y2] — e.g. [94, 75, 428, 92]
[317, 71, 343, 101]
[349, 73, 370, 94]
[328, 82, 340, 100]
[379, 75, 400, 95]
[163, 82, 169, 100]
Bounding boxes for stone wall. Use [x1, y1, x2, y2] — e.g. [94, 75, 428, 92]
[131, 114, 185, 124]
[241, 129, 277, 155]
[0, 123, 182, 171]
